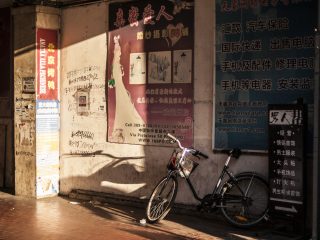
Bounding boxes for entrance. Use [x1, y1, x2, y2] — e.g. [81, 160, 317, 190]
[0, 7, 14, 193]
[0, 125, 7, 187]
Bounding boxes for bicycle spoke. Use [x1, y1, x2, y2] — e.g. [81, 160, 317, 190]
[243, 175, 254, 197]
[146, 176, 178, 223]
[150, 201, 165, 219]
[220, 175, 268, 227]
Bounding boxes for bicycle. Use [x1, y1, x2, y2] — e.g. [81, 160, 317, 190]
[146, 133, 269, 228]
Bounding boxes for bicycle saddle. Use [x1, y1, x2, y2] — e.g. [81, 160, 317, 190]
[231, 148, 241, 159]
[218, 149, 241, 159]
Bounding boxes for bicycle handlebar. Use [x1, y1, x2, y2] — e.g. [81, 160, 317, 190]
[166, 133, 208, 159]
[193, 150, 208, 159]
[167, 133, 178, 142]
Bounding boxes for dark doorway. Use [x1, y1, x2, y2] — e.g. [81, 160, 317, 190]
[0, 7, 14, 193]
[0, 8, 11, 98]
[0, 125, 7, 187]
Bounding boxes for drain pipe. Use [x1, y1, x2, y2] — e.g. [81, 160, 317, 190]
[312, 3, 320, 239]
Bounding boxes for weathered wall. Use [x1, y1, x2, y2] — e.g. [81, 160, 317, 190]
[13, 6, 60, 197]
[13, 7, 37, 196]
[36, 6, 60, 29]
[60, 1, 268, 205]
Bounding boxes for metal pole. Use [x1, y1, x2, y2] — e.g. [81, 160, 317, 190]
[312, 1, 320, 238]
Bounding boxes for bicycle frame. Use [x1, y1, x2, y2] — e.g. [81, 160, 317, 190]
[147, 134, 269, 227]
[166, 133, 252, 206]
[175, 151, 247, 204]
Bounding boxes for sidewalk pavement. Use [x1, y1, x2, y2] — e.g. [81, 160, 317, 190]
[0, 191, 304, 240]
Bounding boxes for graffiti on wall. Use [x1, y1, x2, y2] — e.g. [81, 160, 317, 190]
[14, 69, 36, 150]
[69, 129, 95, 154]
[63, 65, 106, 155]
[18, 121, 34, 146]
[64, 66, 105, 117]
[14, 61, 36, 181]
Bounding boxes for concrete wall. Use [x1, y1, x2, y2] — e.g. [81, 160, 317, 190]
[13, 7, 37, 196]
[60, 1, 268, 205]
[13, 6, 60, 197]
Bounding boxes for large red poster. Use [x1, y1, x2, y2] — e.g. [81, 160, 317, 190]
[107, 0, 194, 146]
[36, 28, 58, 100]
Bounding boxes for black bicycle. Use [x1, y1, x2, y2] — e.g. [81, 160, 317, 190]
[146, 133, 269, 228]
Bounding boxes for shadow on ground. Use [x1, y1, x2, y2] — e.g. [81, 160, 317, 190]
[66, 194, 302, 240]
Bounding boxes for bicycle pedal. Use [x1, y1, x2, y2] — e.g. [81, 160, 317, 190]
[210, 207, 218, 213]
[196, 205, 203, 211]
[235, 215, 248, 222]
[196, 204, 211, 213]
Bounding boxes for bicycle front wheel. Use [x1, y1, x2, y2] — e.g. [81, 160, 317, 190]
[146, 176, 178, 223]
[220, 174, 268, 227]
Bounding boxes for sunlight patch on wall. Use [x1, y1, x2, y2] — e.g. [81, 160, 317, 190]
[100, 181, 146, 194]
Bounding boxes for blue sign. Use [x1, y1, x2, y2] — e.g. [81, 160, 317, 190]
[36, 100, 60, 132]
[215, 0, 316, 151]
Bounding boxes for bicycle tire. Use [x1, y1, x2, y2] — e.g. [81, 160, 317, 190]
[220, 173, 269, 227]
[146, 176, 178, 223]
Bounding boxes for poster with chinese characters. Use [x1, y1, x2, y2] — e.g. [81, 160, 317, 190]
[214, 0, 316, 151]
[107, 0, 194, 146]
[268, 104, 305, 227]
[36, 28, 59, 197]
[36, 100, 60, 197]
[36, 28, 58, 100]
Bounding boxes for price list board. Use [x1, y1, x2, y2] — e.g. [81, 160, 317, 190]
[268, 104, 305, 221]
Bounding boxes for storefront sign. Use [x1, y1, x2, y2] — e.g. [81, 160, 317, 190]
[107, 0, 194, 146]
[36, 28, 58, 100]
[214, 0, 316, 150]
[268, 104, 305, 221]
[36, 28, 59, 197]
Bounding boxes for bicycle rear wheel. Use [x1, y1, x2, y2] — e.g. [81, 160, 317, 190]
[220, 174, 268, 227]
[146, 176, 178, 223]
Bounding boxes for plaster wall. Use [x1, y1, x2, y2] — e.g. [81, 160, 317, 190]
[60, 1, 268, 205]
[13, 6, 60, 196]
[13, 8, 36, 196]
[36, 6, 60, 30]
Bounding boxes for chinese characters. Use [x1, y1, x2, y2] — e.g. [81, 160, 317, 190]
[37, 29, 58, 100]
[114, 4, 174, 28]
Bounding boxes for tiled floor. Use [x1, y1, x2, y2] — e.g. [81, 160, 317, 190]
[0, 191, 301, 240]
